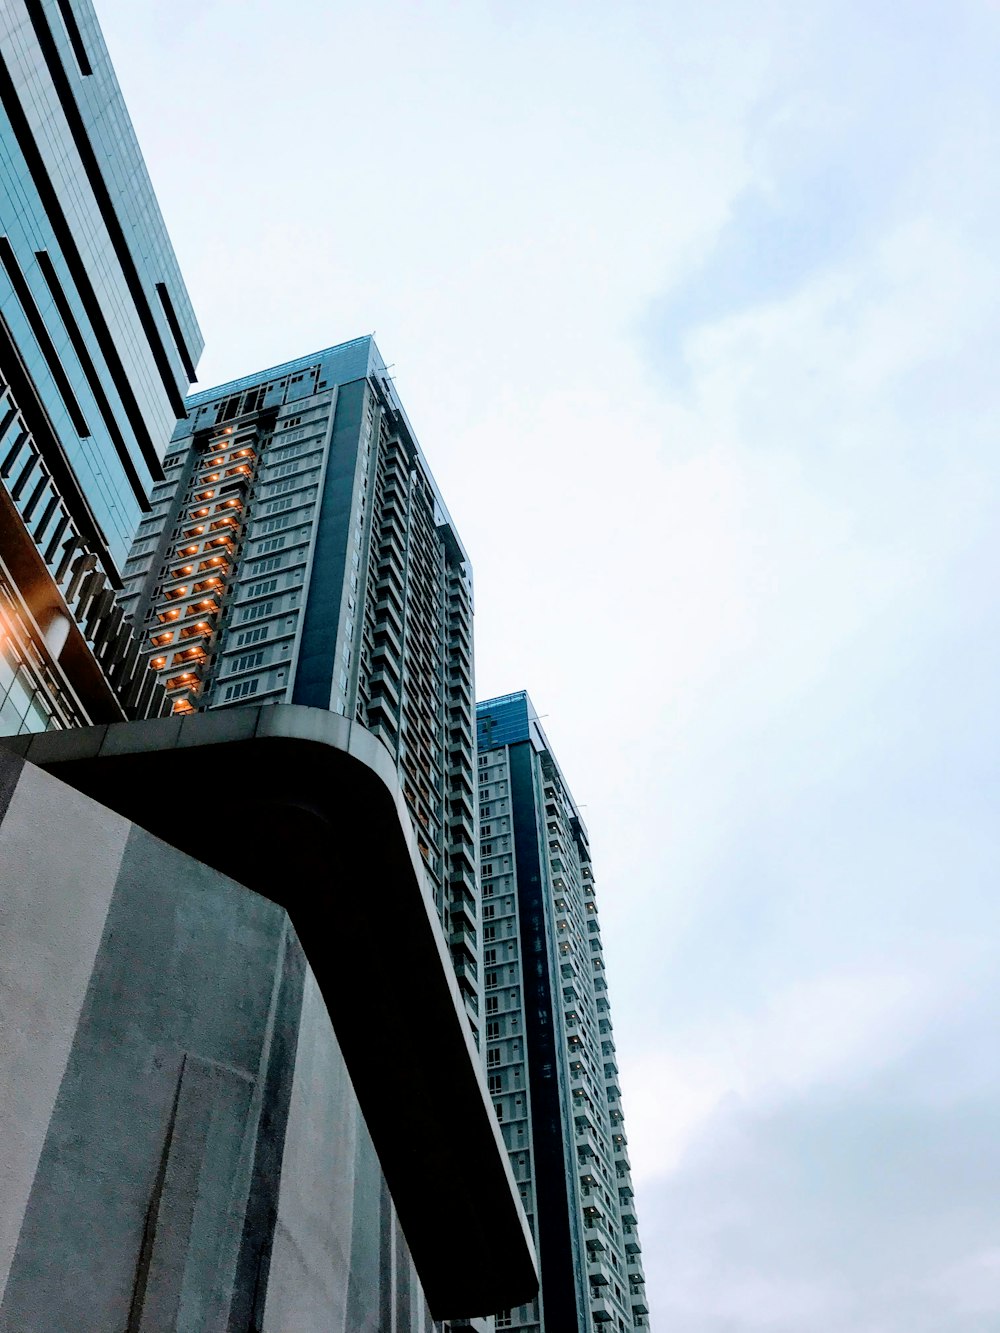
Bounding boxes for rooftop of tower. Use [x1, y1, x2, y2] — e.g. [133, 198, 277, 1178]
[181, 335, 470, 571]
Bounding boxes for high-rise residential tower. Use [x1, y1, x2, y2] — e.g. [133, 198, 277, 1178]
[476, 692, 649, 1333]
[120, 337, 481, 1034]
[0, 0, 202, 732]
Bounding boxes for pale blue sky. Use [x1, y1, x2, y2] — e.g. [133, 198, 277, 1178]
[99, 1, 1000, 1327]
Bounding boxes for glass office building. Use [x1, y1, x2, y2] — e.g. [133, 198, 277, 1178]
[120, 337, 482, 1038]
[0, 0, 202, 733]
[477, 692, 649, 1332]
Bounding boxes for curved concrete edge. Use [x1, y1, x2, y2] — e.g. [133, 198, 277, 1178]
[1, 706, 538, 1318]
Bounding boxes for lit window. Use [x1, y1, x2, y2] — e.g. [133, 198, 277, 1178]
[150, 631, 173, 647]
[163, 585, 189, 601]
[195, 489, 216, 502]
[165, 673, 198, 693]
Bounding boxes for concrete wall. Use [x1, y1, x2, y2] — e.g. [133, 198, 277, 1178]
[0, 750, 435, 1332]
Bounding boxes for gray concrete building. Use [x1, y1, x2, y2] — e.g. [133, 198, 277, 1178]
[0, 0, 202, 732]
[476, 692, 649, 1332]
[0, 707, 537, 1330]
[119, 338, 482, 1036]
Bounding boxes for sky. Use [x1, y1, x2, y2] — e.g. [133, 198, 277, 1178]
[96, 2, 1000, 1328]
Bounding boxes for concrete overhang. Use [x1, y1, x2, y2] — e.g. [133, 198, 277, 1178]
[1, 705, 538, 1318]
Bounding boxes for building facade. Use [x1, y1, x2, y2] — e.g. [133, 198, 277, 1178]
[119, 337, 481, 1035]
[0, 707, 537, 1330]
[476, 692, 649, 1333]
[0, 0, 202, 733]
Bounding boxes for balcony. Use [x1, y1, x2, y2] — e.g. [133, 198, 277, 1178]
[587, 1260, 611, 1287]
[165, 671, 201, 695]
[171, 646, 206, 668]
[183, 598, 220, 621]
[589, 1296, 614, 1322]
[450, 923, 477, 963]
[192, 577, 225, 596]
[449, 864, 477, 899]
[179, 621, 213, 642]
[451, 956, 478, 996]
[451, 893, 477, 931]
[448, 807, 475, 846]
[369, 669, 400, 709]
[204, 535, 236, 555]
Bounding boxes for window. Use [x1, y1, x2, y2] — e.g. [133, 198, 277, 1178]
[240, 600, 274, 623]
[485, 970, 498, 990]
[486, 995, 499, 1014]
[486, 1047, 501, 1068]
[484, 948, 497, 965]
[486, 1020, 500, 1040]
[255, 535, 285, 555]
[496, 1311, 511, 1329]
[231, 650, 264, 674]
[235, 625, 269, 648]
[484, 925, 496, 942]
[483, 903, 495, 919]
[248, 555, 283, 575]
[244, 577, 278, 599]
[255, 514, 290, 535]
[488, 1072, 502, 1094]
[224, 678, 259, 702]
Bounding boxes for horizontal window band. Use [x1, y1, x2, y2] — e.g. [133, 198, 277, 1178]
[156, 283, 197, 384]
[23, 0, 191, 416]
[54, 0, 92, 77]
[35, 249, 151, 513]
[0, 46, 165, 482]
[0, 235, 89, 438]
[0, 309, 120, 588]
